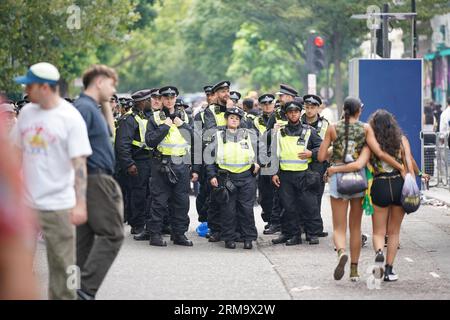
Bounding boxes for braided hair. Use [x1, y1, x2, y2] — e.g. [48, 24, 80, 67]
[342, 97, 363, 160]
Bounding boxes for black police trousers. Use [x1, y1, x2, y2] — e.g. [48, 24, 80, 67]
[128, 159, 151, 229]
[195, 169, 210, 223]
[306, 163, 327, 234]
[148, 158, 190, 235]
[114, 168, 130, 224]
[278, 170, 321, 238]
[271, 188, 283, 227]
[207, 187, 222, 235]
[219, 171, 258, 242]
[258, 174, 275, 223]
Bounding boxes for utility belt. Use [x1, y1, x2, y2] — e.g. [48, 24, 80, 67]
[216, 169, 238, 194]
[218, 168, 252, 180]
[152, 150, 184, 185]
[152, 150, 185, 161]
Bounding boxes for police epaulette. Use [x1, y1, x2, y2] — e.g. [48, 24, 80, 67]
[258, 116, 265, 126]
[276, 109, 282, 120]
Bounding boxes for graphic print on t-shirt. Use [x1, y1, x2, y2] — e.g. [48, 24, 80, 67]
[21, 124, 57, 156]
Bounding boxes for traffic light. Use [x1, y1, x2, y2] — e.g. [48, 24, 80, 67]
[375, 18, 391, 58]
[306, 34, 326, 74]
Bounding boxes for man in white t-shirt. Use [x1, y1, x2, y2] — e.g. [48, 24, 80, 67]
[12, 62, 92, 300]
[440, 98, 450, 147]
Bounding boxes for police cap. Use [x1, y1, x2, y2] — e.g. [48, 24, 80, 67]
[303, 94, 322, 106]
[224, 107, 244, 119]
[159, 86, 179, 97]
[258, 94, 275, 104]
[212, 80, 231, 93]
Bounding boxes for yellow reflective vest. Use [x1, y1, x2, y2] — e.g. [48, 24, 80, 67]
[131, 114, 151, 151]
[277, 127, 312, 171]
[200, 104, 227, 127]
[153, 110, 190, 156]
[216, 129, 255, 174]
[315, 117, 329, 139]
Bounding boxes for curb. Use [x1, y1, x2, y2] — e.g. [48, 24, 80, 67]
[422, 189, 450, 207]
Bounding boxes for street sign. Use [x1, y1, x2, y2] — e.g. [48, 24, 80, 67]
[307, 74, 317, 95]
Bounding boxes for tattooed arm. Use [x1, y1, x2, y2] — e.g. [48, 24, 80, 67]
[71, 156, 88, 226]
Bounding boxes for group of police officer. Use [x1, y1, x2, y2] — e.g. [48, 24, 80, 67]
[112, 80, 330, 249]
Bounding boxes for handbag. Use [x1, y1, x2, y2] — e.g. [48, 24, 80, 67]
[336, 168, 368, 195]
[335, 138, 367, 195]
[400, 144, 420, 214]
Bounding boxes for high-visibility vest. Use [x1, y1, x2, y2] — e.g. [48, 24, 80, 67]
[131, 114, 150, 150]
[275, 109, 288, 127]
[277, 127, 312, 171]
[316, 118, 329, 139]
[254, 116, 267, 135]
[216, 129, 255, 174]
[153, 110, 190, 156]
[113, 110, 133, 145]
[200, 104, 227, 127]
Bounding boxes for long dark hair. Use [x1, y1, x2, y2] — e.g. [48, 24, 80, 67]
[369, 109, 402, 157]
[342, 97, 362, 159]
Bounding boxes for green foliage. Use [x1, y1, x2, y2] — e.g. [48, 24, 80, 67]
[2, 0, 449, 100]
[0, 0, 138, 94]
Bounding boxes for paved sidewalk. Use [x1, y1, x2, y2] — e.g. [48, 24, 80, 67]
[422, 187, 450, 207]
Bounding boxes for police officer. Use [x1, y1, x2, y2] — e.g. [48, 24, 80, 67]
[252, 94, 280, 234]
[150, 88, 162, 112]
[271, 101, 322, 245]
[110, 94, 119, 120]
[206, 107, 260, 249]
[115, 89, 153, 236]
[266, 84, 297, 130]
[117, 97, 134, 120]
[229, 91, 241, 106]
[145, 85, 194, 247]
[266, 84, 296, 244]
[192, 85, 215, 228]
[301, 94, 329, 240]
[197, 80, 246, 243]
[114, 97, 135, 225]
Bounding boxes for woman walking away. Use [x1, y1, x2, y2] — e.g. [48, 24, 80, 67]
[318, 98, 403, 282]
[328, 109, 415, 282]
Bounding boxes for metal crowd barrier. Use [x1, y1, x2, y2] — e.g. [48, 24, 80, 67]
[422, 132, 449, 190]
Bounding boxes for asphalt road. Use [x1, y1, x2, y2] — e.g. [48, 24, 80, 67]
[34, 189, 450, 300]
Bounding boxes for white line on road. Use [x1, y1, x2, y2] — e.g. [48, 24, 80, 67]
[290, 286, 320, 292]
[405, 257, 414, 263]
[430, 272, 440, 278]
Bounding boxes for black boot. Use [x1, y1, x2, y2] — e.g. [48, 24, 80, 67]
[225, 241, 236, 249]
[308, 236, 319, 245]
[149, 234, 167, 247]
[162, 224, 172, 235]
[318, 231, 329, 237]
[243, 240, 253, 249]
[208, 232, 221, 242]
[271, 234, 290, 245]
[134, 230, 150, 241]
[263, 224, 281, 235]
[131, 226, 144, 235]
[172, 234, 193, 246]
[286, 235, 302, 246]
